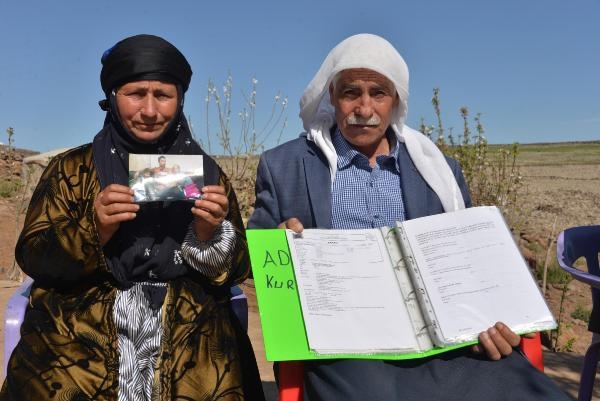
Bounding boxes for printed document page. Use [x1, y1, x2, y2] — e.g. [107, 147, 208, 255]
[287, 229, 418, 353]
[401, 206, 556, 344]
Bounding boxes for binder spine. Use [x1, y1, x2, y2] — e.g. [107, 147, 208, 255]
[393, 223, 444, 346]
[381, 227, 434, 352]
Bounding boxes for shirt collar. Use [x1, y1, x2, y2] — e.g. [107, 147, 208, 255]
[332, 127, 401, 170]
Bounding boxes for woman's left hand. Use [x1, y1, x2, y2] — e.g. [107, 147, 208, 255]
[192, 185, 228, 241]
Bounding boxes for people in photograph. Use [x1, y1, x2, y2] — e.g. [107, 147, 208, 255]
[2, 34, 265, 401]
[248, 33, 568, 400]
[171, 164, 202, 199]
[149, 155, 172, 197]
[155, 163, 188, 200]
[152, 155, 170, 176]
[131, 168, 153, 202]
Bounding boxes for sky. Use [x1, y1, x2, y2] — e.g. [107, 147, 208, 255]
[0, 0, 599, 153]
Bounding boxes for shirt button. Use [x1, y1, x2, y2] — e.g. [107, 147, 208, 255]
[374, 214, 380, 219]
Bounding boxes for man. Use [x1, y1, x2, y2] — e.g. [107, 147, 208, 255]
[152, 155, 170, 176]
[150, 155, 174, 199]
[248, 34, 568, 400]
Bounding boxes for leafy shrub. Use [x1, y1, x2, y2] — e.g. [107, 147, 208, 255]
[571, 304, 592, 323]
[421, 89, 523, 216]
[536, 263, 572, 285]
[562, 337, 576, 352]
[0, 178, 21, 198]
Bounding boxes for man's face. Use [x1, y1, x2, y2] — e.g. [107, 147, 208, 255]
[159, 157, 166, 168]
[329, 69, 398, 153]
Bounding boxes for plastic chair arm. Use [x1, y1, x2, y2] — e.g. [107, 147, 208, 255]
[557, 264, 600, 289]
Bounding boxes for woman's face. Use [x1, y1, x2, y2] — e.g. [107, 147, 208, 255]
[116, 80, 178, 142]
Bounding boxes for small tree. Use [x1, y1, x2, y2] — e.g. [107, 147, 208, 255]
[6, 127, 15, 176]
[195, 75, 288, 220]
[422, 89, 523, 219]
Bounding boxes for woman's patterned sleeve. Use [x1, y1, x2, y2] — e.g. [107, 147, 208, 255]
[182, 166, 250, 286]
[180, 220, 240, 278]
[15, 146, 106, 285]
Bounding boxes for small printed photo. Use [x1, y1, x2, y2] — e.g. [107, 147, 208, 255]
[128, 154, 204, 202]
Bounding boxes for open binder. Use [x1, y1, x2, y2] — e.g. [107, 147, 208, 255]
[247, 206, 556, 361]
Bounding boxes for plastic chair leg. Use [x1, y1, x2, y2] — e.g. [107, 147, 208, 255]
[578, 341, 600, 401]
[278, 361, 304, 401]
[519, 332, 544, 372]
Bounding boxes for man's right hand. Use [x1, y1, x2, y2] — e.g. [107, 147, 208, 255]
[94, 184, 139, 246]
[278, 217, 304, 233]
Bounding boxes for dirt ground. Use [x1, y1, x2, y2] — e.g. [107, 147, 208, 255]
[517, 163, 600, 355]
[0, 145, 599, 399]
[0, 199, 23, 278]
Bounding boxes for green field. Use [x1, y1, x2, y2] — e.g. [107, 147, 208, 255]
[489, 141, 600, 166]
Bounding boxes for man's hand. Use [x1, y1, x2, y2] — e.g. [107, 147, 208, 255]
[278, 218, 304, 233]
[472, 322, 535, 360]
[94, 184, 139, 246]
[192, 185, 228, 241]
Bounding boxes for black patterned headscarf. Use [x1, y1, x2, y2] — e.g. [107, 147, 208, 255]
[92, 34, 220, 307]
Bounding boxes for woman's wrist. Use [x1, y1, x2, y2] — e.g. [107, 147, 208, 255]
[181, 220, 237, 277]
[193, 221, 219, 242]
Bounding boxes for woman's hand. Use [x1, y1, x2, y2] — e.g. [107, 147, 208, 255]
[192, 185, 228, 241]
[94, 184, 139, 246]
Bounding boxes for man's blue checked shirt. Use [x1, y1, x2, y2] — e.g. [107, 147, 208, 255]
[330, 129, 406, 230]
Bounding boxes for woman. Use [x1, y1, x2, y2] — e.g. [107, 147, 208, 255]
[1, 34, 265, 401]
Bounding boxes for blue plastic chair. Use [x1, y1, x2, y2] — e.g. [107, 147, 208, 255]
[556, 225, 600, 401]
[2, 280, 248, 380]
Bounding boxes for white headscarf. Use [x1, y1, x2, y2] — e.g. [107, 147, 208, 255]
[299, 33, 465, 212]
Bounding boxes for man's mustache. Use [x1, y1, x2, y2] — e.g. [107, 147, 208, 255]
[346, 113, 381, 126]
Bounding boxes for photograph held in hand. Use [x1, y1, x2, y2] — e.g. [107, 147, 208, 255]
[128, 153, 204, 202]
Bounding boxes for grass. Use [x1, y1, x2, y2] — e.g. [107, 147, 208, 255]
[571, 304, 592, 323]
[563, 337, 576, 352]
[537, 262, 572, 285]
[0, 178, 21, 198]
[489, 141, 600, 166]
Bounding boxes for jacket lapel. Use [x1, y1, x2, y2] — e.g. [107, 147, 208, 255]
[397, 143, 431, 220]
[303, 147, 332, 228]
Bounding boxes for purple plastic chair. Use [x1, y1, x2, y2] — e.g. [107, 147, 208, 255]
[3, 277, 33, 379]
[556, 225, 600, 401]
[2, 280, 247, 380]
